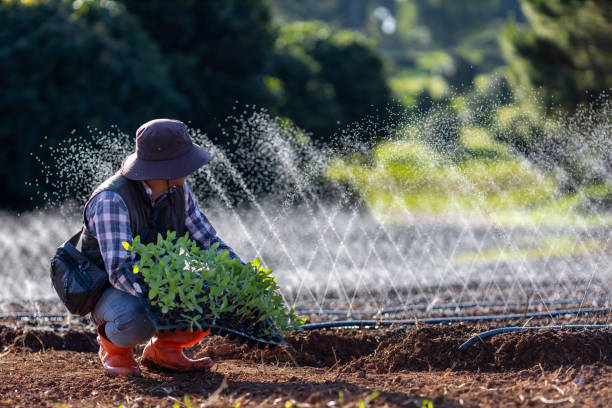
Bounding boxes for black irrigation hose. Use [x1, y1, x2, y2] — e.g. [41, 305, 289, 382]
[458, 324, 612, 351]
[0, 313, 72, 320]
[2, 298, 609, 320]
[298, 297, 611, 316]
[298, 307, 612, 330]
[2, 307, 611, 330]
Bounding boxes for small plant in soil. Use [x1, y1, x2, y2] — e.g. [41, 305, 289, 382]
[123, 231, 305, 337]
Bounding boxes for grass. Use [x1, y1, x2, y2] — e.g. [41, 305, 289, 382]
[326, 126, 612, 229]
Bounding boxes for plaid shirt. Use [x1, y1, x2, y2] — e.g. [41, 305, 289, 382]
[85, 181, 239, 296]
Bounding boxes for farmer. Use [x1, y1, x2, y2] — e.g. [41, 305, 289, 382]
[81, 118, 241, 376]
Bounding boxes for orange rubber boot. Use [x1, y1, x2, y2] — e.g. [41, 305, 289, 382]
[96, 324, 141, 377]
[142, 328, 213, 371]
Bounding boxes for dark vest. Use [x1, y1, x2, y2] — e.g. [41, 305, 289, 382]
[81, 171, 187, 270]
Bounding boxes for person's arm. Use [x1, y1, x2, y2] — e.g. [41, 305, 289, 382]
[85, 191, 139, 296]
[183, 182, 241, 260]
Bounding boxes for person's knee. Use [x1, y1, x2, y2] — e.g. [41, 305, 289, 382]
[107, 299, 155, 347]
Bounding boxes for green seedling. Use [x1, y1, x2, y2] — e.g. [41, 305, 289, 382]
[420, 399, 434, 408]
[124, 231, 306, 336]
[358, 391, 380, 408]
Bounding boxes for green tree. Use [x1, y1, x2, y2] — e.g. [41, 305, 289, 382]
[409, 0, 513, 48]
[502, 0, 612, 111]
[272, 21, 391, 142]
[270, 0, 381, 31]
[401, 0, 523, 90]
[0, 0, 185, 209]
[271, 0, 523, 89]
[119, 0, 276, 144]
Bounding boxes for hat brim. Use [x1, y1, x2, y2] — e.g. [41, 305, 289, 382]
[121, 143, 211, 180]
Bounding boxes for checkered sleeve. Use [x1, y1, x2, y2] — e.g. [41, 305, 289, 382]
[184, 182, 241, 260]
[85, 191, 139, 296]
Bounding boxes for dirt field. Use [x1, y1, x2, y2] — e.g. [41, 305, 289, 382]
[0, 323, 610, 407]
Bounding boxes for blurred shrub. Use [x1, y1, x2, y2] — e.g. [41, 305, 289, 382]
[502, 0, 612, 112]
[462, 74, 513, 127]
[497, 0, 612, 193]
[326, 132, 557, 221]
[409, 0, 513, 49]
[580, 184, 612, 213]
[421, 106, 461, 155]
[270, 26, 343, 139]
[398, 103, 462, 155]
[550, 99, 612, 191]
[458, 127, 508, 161]
[0, 0, 185, 209]
[492, 100, 612, 192]
[271, 21, 392, 143]
[414, 50, 477, 92]
[389, 72, 449, 109]
[492, 104, 552, 164]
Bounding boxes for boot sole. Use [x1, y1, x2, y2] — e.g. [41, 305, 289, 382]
[103, 368, 142, 377]
[141, 358, 213, 372]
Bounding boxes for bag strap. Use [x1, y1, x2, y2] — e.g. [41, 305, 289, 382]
[68, 226, 85, 248]
[141, 207, 162, 242]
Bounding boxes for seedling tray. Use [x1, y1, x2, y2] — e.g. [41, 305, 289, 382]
[139, 297, 287, 347]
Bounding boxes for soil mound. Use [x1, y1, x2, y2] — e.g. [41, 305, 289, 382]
[344, 326, 612, 372]
[202, 329, 390, 366]
[201, 324, 612, 372]
[0, 325, 97, 352]
[3, 323, 610, 373]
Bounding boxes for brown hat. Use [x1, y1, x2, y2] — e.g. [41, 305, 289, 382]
[121, 119, 211, 180]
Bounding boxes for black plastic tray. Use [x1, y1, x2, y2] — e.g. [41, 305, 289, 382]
[139, 297, 287, 347]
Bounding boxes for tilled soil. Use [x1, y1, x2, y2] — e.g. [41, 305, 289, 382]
[0, 323, 610, 407]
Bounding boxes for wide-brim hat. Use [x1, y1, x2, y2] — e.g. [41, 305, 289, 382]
[121, 119, 211, 180]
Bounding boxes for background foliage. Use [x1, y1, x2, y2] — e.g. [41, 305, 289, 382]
[0, 0, 185, 208]
[120, 0, 277, 142]
[502, 0, 612, 111]
[1, 0, 392, 208]
[271, 21, 391, 142]
[1, 0, 611, 211]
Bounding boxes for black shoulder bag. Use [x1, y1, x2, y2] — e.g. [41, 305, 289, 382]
[50, 227, 108, 316]
[50, 208, 161, 316]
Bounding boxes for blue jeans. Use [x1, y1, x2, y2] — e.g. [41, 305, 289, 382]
[91, 287, 156, 348]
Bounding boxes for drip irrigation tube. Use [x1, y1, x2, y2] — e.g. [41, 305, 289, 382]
[0, 313, 72, 320]
[298, 297, 611, 317]
[1, 307, 610, 329]
[458, 324, 612, 351]
[297, 307, 611, 330]
[2, 298, 609, 321]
